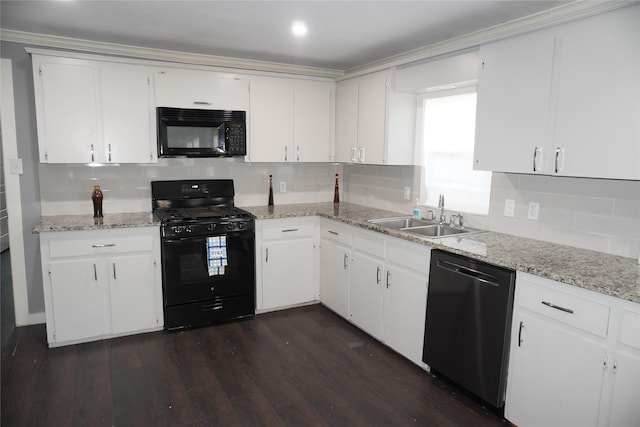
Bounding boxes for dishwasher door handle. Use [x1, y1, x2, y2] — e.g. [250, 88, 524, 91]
[437, 260, 499, 287]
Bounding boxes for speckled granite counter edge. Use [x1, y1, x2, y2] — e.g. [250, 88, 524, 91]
[243, 202, 640, 304]
[32, 212, 159, 233]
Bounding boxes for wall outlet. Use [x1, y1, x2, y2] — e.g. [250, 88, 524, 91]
[504, 199, 515, 218]
[280, 181, 287, 193]
[527, 202, 540, 220]
[403, 186, 411, 200]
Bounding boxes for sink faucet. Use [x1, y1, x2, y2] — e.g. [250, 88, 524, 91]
[438, 194, 446, 224]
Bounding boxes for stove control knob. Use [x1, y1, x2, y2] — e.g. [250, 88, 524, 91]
[237, 222, 245, 229]
[186, 226, 192, 233]
[227, 222, 235, 231]
[207, 223, 216, 232]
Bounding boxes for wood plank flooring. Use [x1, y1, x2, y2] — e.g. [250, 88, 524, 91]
[2, 304, 508, 426]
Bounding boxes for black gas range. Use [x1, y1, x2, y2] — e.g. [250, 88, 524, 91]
[152, 180, 255, 330]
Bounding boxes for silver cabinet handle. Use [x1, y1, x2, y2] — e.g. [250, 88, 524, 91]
[93, 263, 97, 281]
[113, 263, 117, 280]
[265, 247, 269, 262]
[296, 146, 300, 162]
[541, 300, 574, 314]
[386, 271, 391, 288]
[328, 230, 338, 236]
[376, 266, 381, 284]
[343, 253, 348, 269]
[90, 143, 95, 162]
[533, 146, 539, 172]
[351, 147, 358, 163]
[359, 147, 365, 163]
[108, 143, 112, 162]
[193, 101, 212, 105]
[92, 244, 116, 248]
[555, 147, 564, 173]
[281, 228, 299, 233]
[284, 146, 288, 162]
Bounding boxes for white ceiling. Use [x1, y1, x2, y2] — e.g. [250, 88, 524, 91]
[1, 0, 573, 71]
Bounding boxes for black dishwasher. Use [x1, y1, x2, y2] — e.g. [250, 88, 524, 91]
[422, 250, 516, 409]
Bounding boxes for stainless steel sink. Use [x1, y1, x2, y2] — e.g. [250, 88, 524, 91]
[367, 216, 434, 229]
[367, 216, 483, 239]
[403, 225, 468, 237]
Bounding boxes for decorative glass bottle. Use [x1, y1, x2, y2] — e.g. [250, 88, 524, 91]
[268, 174, 274, 207]
[91, 185, 104, 218]
[333, 173, 340, 204]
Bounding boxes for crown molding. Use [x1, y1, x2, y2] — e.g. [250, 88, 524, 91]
[341, 0, 635, 79]
[0, 28, 344, 79]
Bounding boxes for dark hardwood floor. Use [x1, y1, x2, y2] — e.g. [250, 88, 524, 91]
[2, 302, 508, 426]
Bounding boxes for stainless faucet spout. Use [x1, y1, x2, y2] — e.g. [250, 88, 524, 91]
[438, 194, 446, 224]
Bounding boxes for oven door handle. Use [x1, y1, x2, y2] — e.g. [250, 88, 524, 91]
[163, 238, 205, 244]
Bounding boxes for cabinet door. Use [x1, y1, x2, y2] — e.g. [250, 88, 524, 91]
[37, 60, 99, 163]
[334, 80, 359, 163]
[383, 264, 427, 365]
[154, 69, 249, 111]
[319, 238, 350, 318]
[474, 30, 555, 174]
[505, 311, 606, 427]
[294, 82, 333, 162]
[108, 253, 158, 334]
[49, 258, 107, 343]
[101, 66, 154, 163]
[349, 250, 384, 340]
[261, 238, 315, 310]
[357, 70, 387, 164]
[552, 6, 640, 179]
[608, 350, 640, 426]
[249, 77, 294, 162]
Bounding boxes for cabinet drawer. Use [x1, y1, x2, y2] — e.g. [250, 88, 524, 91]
[620, 308, 640, 350]
[319, 221, 351, 246]
[261, 221, 315, 241]
[352, 230, 384, 258]
[48, 234, 154, 258]
[387, 239, 430, 275]
[518, 276, 610, 338]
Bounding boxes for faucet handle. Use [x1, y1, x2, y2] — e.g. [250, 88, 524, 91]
[450, 214, 464, 229]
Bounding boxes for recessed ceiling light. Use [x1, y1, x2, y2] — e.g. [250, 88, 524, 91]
[292, 21, 308, 37]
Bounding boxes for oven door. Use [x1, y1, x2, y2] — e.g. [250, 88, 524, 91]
[161, 230, 255, 306]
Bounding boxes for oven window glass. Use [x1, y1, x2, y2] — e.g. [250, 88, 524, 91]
[166, 125, 224, 151]
[162, 233, 255, 304]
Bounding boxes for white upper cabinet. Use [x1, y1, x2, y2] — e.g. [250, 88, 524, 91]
[335, 69, 416, 165]
[248, 76, 333, 162]
[474, 30, 555, 174]
[32, 54, 156, 164]
[153, 68, 249, 111]
[474, 4, 640, 180]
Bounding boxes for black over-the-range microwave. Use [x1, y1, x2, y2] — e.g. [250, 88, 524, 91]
[157, 107, 247, 158]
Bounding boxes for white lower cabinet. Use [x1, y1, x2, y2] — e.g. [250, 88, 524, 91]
[319, 220, 430, 367]
[256, 218, 318, 311]
[40, 227, 163, 347]
[383, 239, 430, 366]
[505, 272, 640, 427]
[319, 221, 351, 318]
[349, 229, 385, 340]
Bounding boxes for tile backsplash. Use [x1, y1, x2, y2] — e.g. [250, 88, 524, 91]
[39, 160, 640, 259]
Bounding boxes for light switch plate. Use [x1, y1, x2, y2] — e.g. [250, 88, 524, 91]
[528, 202, 540, 220]
[504, 199, 515, 218]
[403, 186, 411, 200]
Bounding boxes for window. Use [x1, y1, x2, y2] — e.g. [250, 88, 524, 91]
[419, 88, 491, 215]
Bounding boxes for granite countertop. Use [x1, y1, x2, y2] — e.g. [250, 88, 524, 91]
[243, 202, 640, 304]
[32, 212, 158, 233]
[33, 202, 640, 304]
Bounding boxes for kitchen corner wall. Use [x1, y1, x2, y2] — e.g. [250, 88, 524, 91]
[38, 160, 342, 215]
[344, 164, 640, 259]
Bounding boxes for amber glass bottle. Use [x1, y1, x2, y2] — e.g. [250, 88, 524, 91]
[333, 173, 340, 204]
[92, 185, 104, 218]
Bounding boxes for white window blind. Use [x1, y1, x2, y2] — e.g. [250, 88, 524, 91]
[420, 89, 491, 215]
